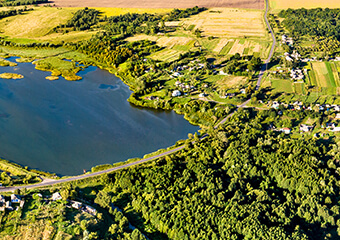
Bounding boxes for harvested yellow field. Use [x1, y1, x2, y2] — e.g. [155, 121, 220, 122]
[157, 36, 192, 47]
[270, 0, 340, 9]
[182, 8, 268, 39]
[52, 0, 264, 9]
[126, 34, 194, 48]
[122, 34, 158, 43]
[95, 7, 170, 17]
[216, 76, 247, 89]
[0, 7, 98, 43]
[0, 8, 78, 39]
[213, 38, 232, 53]
[150, 48, 186, 62]
[228, 40, 244, 55]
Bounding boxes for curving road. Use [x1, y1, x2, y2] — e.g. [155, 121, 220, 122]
[0, 0, 276, 193]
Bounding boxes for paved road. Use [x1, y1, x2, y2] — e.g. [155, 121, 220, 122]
[0, 0, 276, 193]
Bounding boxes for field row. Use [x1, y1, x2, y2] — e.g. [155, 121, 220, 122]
[269, 62, 340, 99]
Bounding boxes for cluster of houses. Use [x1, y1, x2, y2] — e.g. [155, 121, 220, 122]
[0, 192, 97, 216]
[282, 35, 294, 46]
[269, 101, 340, 134]
[174, 80, 195, 92]
[284, 51, 300, 62]
[271, 101, 340, 113]
[290, 68, 306, 80]
[51, 192, 97, 216]
[169, 60, 206, 78]
[0, 194, 25, 211]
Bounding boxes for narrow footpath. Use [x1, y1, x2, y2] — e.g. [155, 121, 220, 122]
[0, 0, 276, 193]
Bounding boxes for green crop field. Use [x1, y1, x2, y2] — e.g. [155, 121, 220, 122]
[309, 62, 340, 92]
[271, 79, 294, 93]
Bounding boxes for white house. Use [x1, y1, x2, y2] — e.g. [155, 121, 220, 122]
[52, 192, 62, 201]
[281, 128, 291, 134]
[172, 90, 181, 97]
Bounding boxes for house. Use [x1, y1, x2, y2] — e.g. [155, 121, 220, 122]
[281, 128, 291, 134]
[300, 124, 314, 132]
[11, 194, 21, 203]
[330, 127, 340, 132]
[198, 93, 207, 98]
[272, 101, 280, 109]
[5, 201, 13, 211]
[52, 192, 62, 201]
[172, 90, 181, 97]
[71, 201, 82, 210]
[19, 200, 25, 208]
[172, 72, 181, 77]
[84, 205, 97, 216]
[336, 113, 340, 119]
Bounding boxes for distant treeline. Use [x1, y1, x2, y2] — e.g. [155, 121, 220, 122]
[54, 7, 100, 32]
[104, 6, 206, 36]
[54, 6, 206, 36]
[279, 8, 340, 40]
[0, 0, 48, 7]
[0, 7, 33, 19]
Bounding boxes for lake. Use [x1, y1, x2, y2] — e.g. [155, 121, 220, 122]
[0, 58, 199, 175]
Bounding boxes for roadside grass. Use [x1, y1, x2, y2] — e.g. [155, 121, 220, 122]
[270, 0, 340, 9]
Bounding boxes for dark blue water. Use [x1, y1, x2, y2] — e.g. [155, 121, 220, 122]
[0, 58, 198, 175]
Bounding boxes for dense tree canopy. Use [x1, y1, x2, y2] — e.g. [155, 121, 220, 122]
[93, 108, 340, 240]
[279, 8, 340, 40]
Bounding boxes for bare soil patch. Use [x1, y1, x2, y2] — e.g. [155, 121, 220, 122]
[50, 0, 263, 9]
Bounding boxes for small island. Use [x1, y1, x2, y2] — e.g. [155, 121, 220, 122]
[0, 73, 24, 79]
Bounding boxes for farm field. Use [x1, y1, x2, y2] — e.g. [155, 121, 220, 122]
[0, 7, 95, 43]
[309, 62, 340, 92]
[182, 8, 268, 39]
[51, 0, 264, 9]
[267, 61, 340, 101]
[127, 8, 271, 61]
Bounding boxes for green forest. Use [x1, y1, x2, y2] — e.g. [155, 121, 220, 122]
[279, 8, 340, 40]
[91, 108, 340, 239]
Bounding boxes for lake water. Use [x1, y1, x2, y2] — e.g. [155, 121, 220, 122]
[0, 58, 198, 175]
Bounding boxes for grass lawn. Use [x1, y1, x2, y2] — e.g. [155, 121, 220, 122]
[271, 79, 294, 93]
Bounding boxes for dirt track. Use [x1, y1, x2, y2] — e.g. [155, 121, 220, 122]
[49, 0, 264, 9]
